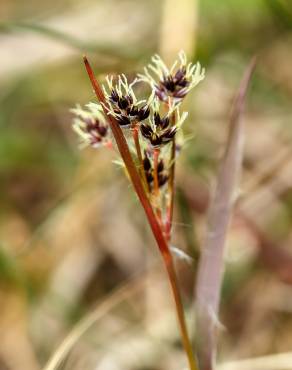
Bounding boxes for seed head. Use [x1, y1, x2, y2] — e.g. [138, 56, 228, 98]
[140, 99, 187, 148]
[138, 51, 205, 104]
[138, 105, 150, 121]
[142, 151, 169, 191]
[71, 103, 110, 148]
[103, 74, 151, 127]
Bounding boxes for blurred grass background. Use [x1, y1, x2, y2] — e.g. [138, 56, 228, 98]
[1, 0, 292, 369]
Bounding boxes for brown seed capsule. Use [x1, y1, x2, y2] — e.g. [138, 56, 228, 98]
[128, 106, 139, 116]
[118, 97, 129, 110]
[177, 78, 189, 88]
[160, 116, 170, 129]
[140, 124, 152, 138]
[157, 160, 164, 173]
[174, 67, 186, 82]
[154, 112, 161, 126]
[150, 134, 163, 147]
[162, 76, 176, 92]
[146, 172, 154, 183]
[126, 94, 133, 105]
[154, 87, 166, 101]
[138, 105, 150, 121]
[116, 115, 131, 126]
[143, 155, 151, 171]
[110, 89, 119, 103]
[162, 127, 177, 140]
[97, 125, 108, 137]
[158, 174, 168, 187]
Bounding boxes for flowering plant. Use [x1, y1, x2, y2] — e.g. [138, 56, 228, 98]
[72, 52, 204, 241]
[71, 48, 256, 370]
[71, 51, 204, 370]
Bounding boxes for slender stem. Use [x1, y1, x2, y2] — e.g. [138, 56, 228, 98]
[166, 112, 176, 241]
[132, 122, 149, 192]
[153, 147, 163, 224]
[153, 148, 160, 198]
[165, 254, 199, 370]
[83, 56, 199, 370]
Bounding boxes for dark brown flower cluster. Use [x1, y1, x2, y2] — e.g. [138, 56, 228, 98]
[155, 67, 190, 102]
[108, 88, 150, 127]
[71, 104, 111, 148]
[139, 51, 205, 105]
[143, 152, 168, 189]
[85, 118, 108, 146]
[103, 75, 151, 128]
[72, 53, 205, 200]
[140, 112, 177, 147]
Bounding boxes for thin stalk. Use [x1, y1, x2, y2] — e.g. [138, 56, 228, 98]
[83, 56, 199, 370]
[166, 111, 176, 241]
[166, 136, 175, 240]
[131, 122, 149, 192]
[165, 252, 199, 370]
[153, 148, 160, 198]
[153, 147, 163, 226]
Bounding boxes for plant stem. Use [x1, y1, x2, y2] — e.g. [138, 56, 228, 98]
[153, 148, 163, 224]
[131, 122, 149, 192]
[153, 148, 160, 198]
[166, 111, 176, 241]
[166, 259, 199, 370]
[83, 56, 199, 370]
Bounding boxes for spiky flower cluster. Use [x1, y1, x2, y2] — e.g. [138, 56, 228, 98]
[140, 111, 176, 147]
[143, 150, 168, 191]
[103, 75, 150, 127]
[72, 51, 205, 216]
[140, 99, 189, 148]
[139, 51, 205, 103]
[71, 103, 110, 148]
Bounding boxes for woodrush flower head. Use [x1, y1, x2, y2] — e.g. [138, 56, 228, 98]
[140, 98, 188, 148]
[71, 103, 110, 148]
[143, 151, 168, 190]
[102, 74, 151, 128]
[71, 51, 204, 169]
[139, 51, 205, 104]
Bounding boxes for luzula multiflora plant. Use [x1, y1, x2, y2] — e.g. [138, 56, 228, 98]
[72, 51, 205, 370]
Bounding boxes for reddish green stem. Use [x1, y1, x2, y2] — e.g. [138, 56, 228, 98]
[166, 112, 176, 241]
[153, 148, 163, 224]
[132, 123, 149, 192]
[153, 148, 160, 198]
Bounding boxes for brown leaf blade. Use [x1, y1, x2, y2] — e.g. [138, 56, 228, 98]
[195, 58, 257, 370]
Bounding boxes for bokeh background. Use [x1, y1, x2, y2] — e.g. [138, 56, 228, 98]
[1, 1, 292, 369]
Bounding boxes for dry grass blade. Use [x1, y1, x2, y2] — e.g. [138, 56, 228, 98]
[43, 271, 156, 370]
[195, 58, 257, 370]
